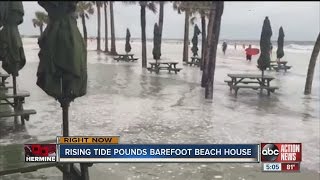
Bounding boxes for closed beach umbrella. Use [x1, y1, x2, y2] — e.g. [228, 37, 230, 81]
[152, 23, 161, 63]
[36, 2, 87, 177]
[0, 1, 26, 81]
[125, 28, 131, 54]
[276, 26, 285, 61]
[257, 16, 272, 73]
[0, 1, 26, 121]
[36, 1, 87, 135]
[191, 24, 201, 57]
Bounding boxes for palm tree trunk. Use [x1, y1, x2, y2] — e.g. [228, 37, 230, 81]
[204, 2, 224, 99]
[110, 1, 117, 55]
[304, 33, 320, 95]
[183, 10, 190, 62]
[104, 2, 109, 52]
[40, 25, 43, 36]
[81, 15, 88, 47]
[201, 11, 213, 88]
[200, 14, 206, 71]
[97, 4, 101, 51]
[158, 1, 164, 53]
[141, 5, 147, 68]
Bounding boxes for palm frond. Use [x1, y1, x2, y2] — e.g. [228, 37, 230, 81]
[88, 6, 94, 14]
[146, 2, 157, 13]
[93, 1, 103, 7]
[172, 1, 181, 13]
[33, 11, 48, 27]
[32, 19, 40, 28]
[190, 16, 196, 25]
[76, 2, 94, 19]
[123, 1, 137, 5]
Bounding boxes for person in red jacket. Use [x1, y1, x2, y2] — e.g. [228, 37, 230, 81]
[245, 44, 252, 61]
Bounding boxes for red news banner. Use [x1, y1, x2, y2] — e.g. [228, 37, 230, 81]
[25, 144, 57, 162]
[261, 143, 301, 172]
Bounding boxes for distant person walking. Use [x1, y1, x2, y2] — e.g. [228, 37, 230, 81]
[222, 41, 227, 55]
[245, 44, 253, 61]
[243, 44, 246, 49]
[234, 43, 237, 50]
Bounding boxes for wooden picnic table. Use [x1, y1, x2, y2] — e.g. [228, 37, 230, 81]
[0, 91, 36, 125]
[113, 53, 138, 62]
[186, 57, 201, 66]
[225, 73, 279, 96]
[269, 61, 291, 72]
[270, 60, 288, 65]
[147, 61, 182, 74]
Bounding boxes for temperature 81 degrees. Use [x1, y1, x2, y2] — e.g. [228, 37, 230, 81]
[281, 163, 300, 172]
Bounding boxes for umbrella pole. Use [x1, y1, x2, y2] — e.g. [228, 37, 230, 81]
[260, 70, 264, 95]
[61, 99, 71, 180]
[62, 100, 70, 137]
[13, 75, 18, 124]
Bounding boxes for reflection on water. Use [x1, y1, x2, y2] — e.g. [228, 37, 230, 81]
[0, 39, 319, 179]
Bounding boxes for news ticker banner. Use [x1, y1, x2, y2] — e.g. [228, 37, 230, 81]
[24, 137, 302, 172]
[25, 136, 258, 163]
[58, 144, 259, 163]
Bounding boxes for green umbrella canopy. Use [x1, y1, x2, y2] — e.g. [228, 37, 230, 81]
[152, 23, 161, 60]
[0, 1, 26, 76]
[276, 26, 285, 59]
[257, 16, 272, 71]
[191, 24, 201, 57]
[36, 1, 87, 101]
[125, 28, 131, 53]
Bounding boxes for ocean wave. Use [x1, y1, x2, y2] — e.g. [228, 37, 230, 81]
[285, 44, 313, 51]
[22, 38, 313, 56]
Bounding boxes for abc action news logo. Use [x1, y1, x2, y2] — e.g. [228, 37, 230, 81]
[261, 143, 301, 162]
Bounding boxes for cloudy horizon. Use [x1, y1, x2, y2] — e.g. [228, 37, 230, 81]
[19, 1, 320, 41]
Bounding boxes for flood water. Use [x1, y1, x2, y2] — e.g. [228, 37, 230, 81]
[0, 38, 319, 179]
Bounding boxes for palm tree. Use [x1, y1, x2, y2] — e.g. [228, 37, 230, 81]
[173, 2, 196, 63]
[202, 2, 224, 99]
[110, 1, 117, 55]
[304, 33, 320, 95]
[103, 2, 109, 52]
[197, 2, 211, 70]
[158, 1, 165, 53]
[180, 2, 211, 69]
[123, 1, 157, 68]
[200, 13, 206, 70]
[32, 11, 48, 36]
[76, 1, 94, 47]
[140, 2, 157, 68]
[94, 1, 103, 51]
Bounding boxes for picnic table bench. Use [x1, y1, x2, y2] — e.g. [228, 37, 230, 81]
[0, 91, 36, 125]
[0, 73, 10, 87]
[113, 53, 138, 62]
[186, 57, 201, 66]
[225, 73, 279, 97]
[0, 140, 93, 180]
[269, 61, 292, 72]
[147, 61, 182, 74]
[0, 86, 13, 90]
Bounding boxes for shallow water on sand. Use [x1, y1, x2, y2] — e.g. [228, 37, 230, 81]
[0, 39, 319, 179]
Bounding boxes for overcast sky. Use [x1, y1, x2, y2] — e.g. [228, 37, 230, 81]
[20, 1, 320, 41]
